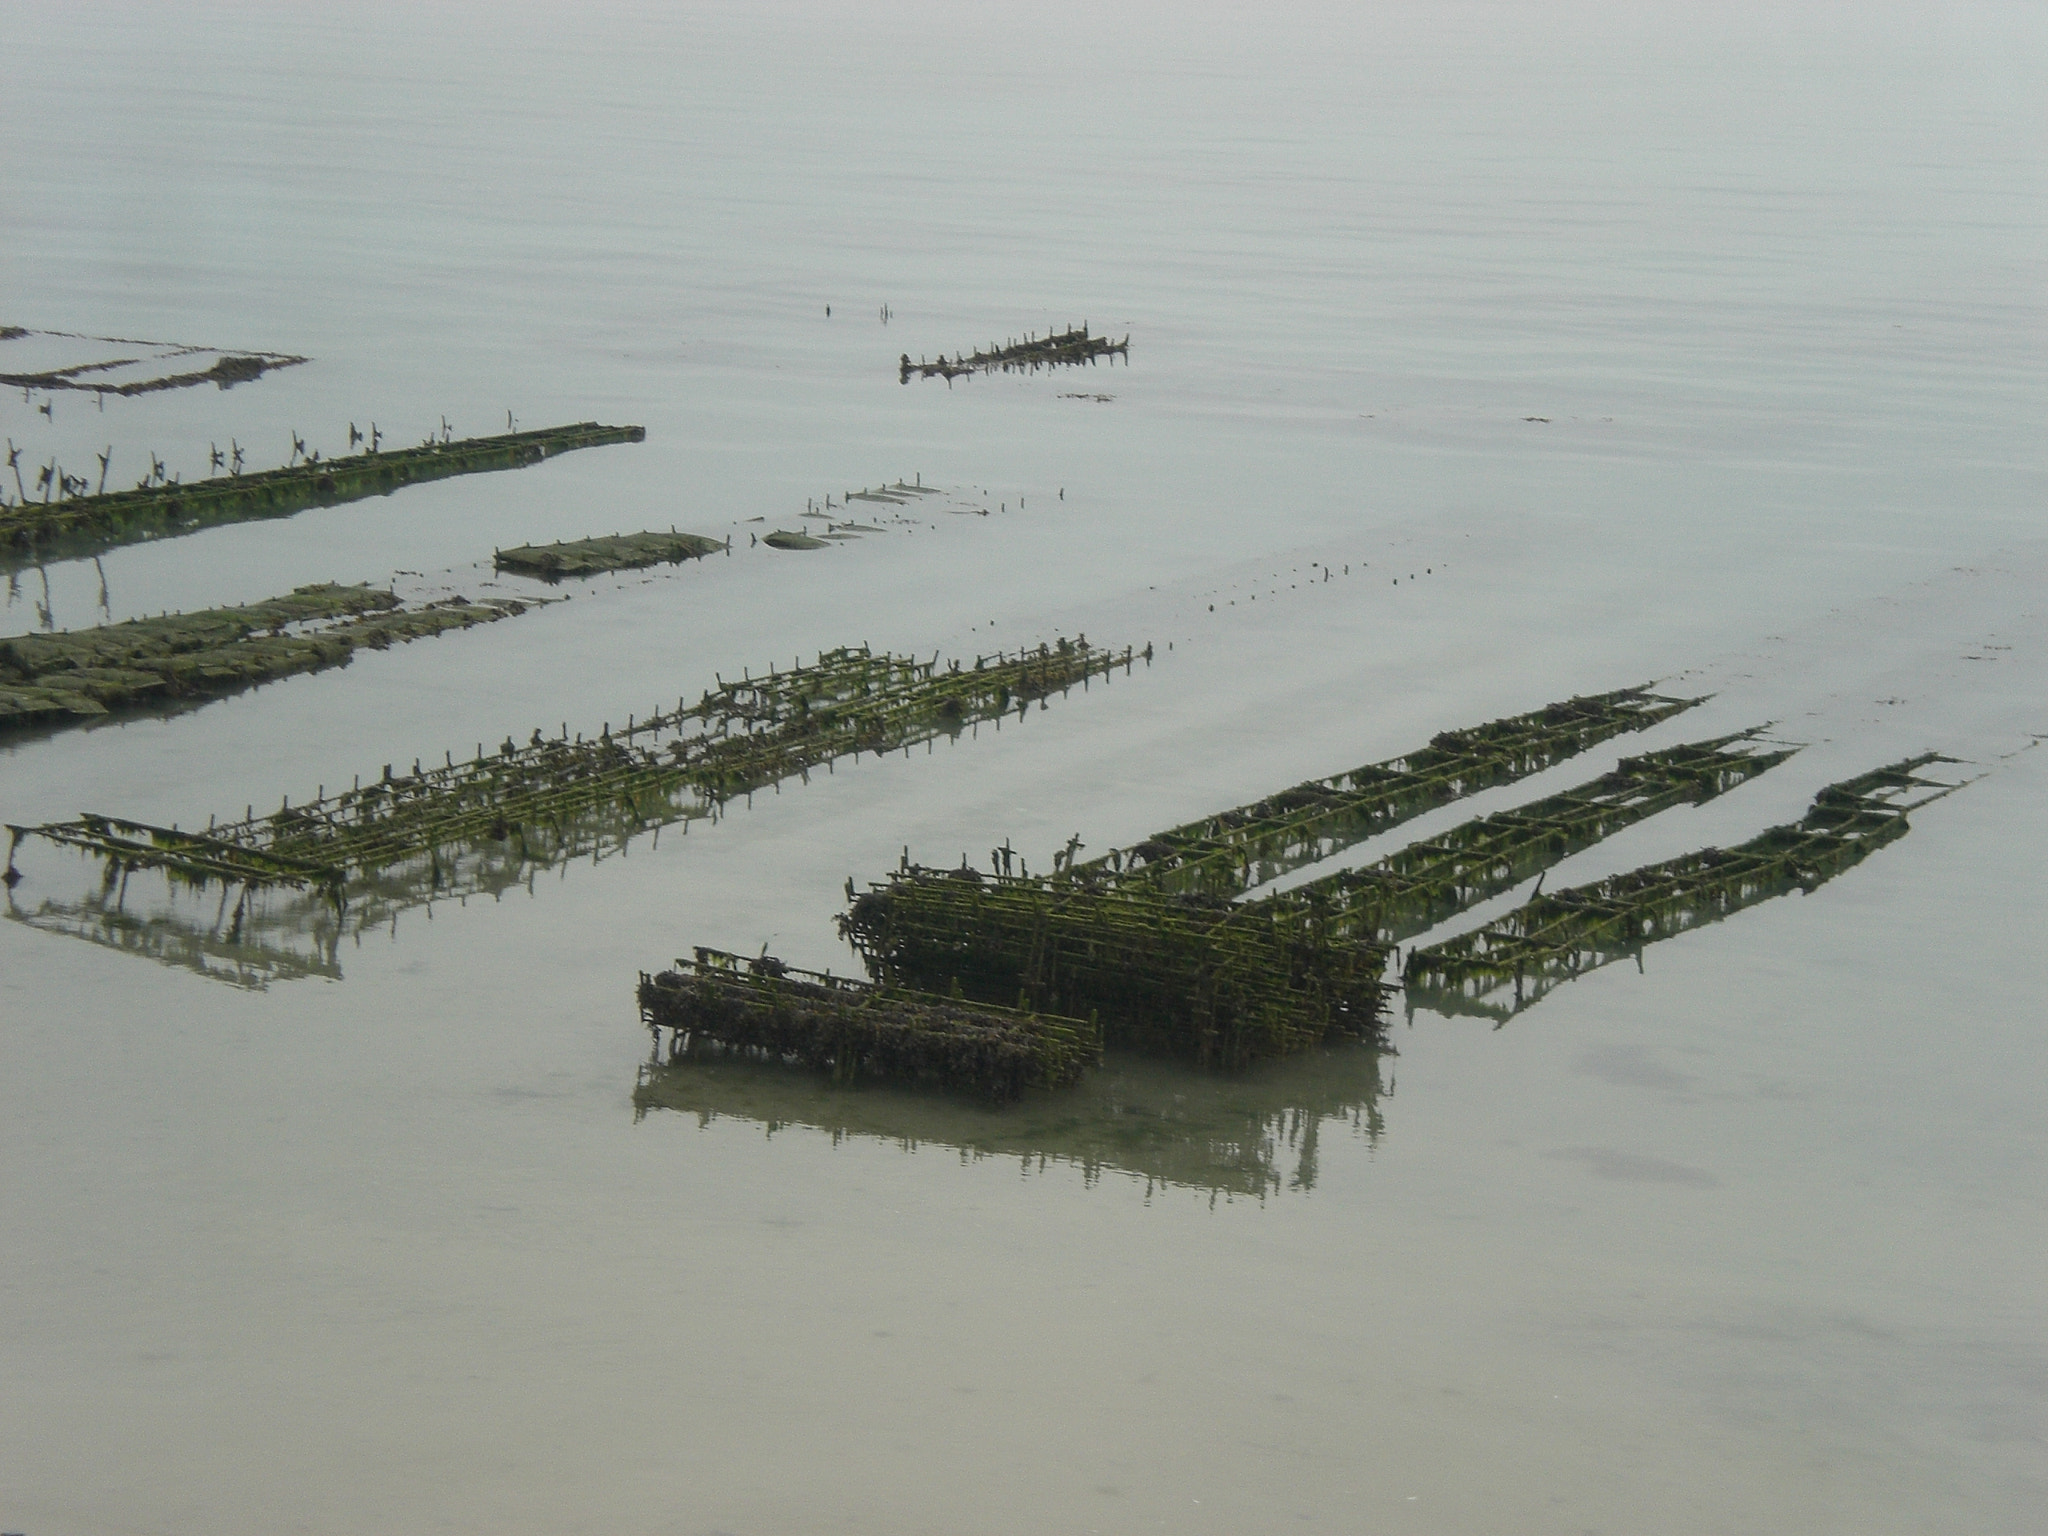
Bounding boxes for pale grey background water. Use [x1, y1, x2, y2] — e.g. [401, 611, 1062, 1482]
[3, 2, 2045, 1531]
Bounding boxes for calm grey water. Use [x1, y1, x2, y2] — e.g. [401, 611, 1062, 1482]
[3, 3, 2045, 1531]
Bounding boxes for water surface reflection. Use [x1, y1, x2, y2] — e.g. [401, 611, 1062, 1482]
[633, 1040, 1390, 1201]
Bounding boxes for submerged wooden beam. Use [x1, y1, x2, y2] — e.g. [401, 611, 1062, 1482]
[0, 324, 305, 396]
[0, 350, 306, 396]
[1401, 755, 1963, 1020]
[0, 421, 645, 566]
[639, 950, 1100, 1102]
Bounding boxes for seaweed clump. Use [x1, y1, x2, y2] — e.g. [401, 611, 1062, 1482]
[639, 949, 1099, 1102]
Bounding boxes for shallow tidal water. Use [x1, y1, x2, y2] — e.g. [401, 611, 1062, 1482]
[3, 3, 2045, 1532]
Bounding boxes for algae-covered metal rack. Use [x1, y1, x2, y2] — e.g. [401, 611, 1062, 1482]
[0, 421, 644, 566]
[842, 866, 1388, 1070]
[900, 324, 1128, 383]
[1255, 732, 1795, 947]
[1, 582, 532, 736]
[1079, 685, 1698, 899]
[1401, 755, 1962, 1020]
[836, 687, 1703, 1067]
[5, 639, 1144, 986]
[639, 949, 1100, 1103]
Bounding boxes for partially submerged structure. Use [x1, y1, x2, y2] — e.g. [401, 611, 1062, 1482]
[1402, 755, 1961, 1020]
[1, 421, 644, 566]
[836, 688, 1717, 1070]
[1251, 732, 1795, 947]
[1, 582, 532, 735]
[639, 950, 1099, 1103]
[0, 324, 306, 397]
[1063, 685, 1697, 898]
[5, 639, 1143, 986]
[900, 324, 1128, 383]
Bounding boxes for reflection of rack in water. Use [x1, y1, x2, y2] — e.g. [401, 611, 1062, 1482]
[633, 1040, 1390, 1201]
[8, 786, 697, 989]
[7, 884, 341, 989]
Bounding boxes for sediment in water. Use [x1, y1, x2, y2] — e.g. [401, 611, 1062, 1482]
[0, 421, 645, 566]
